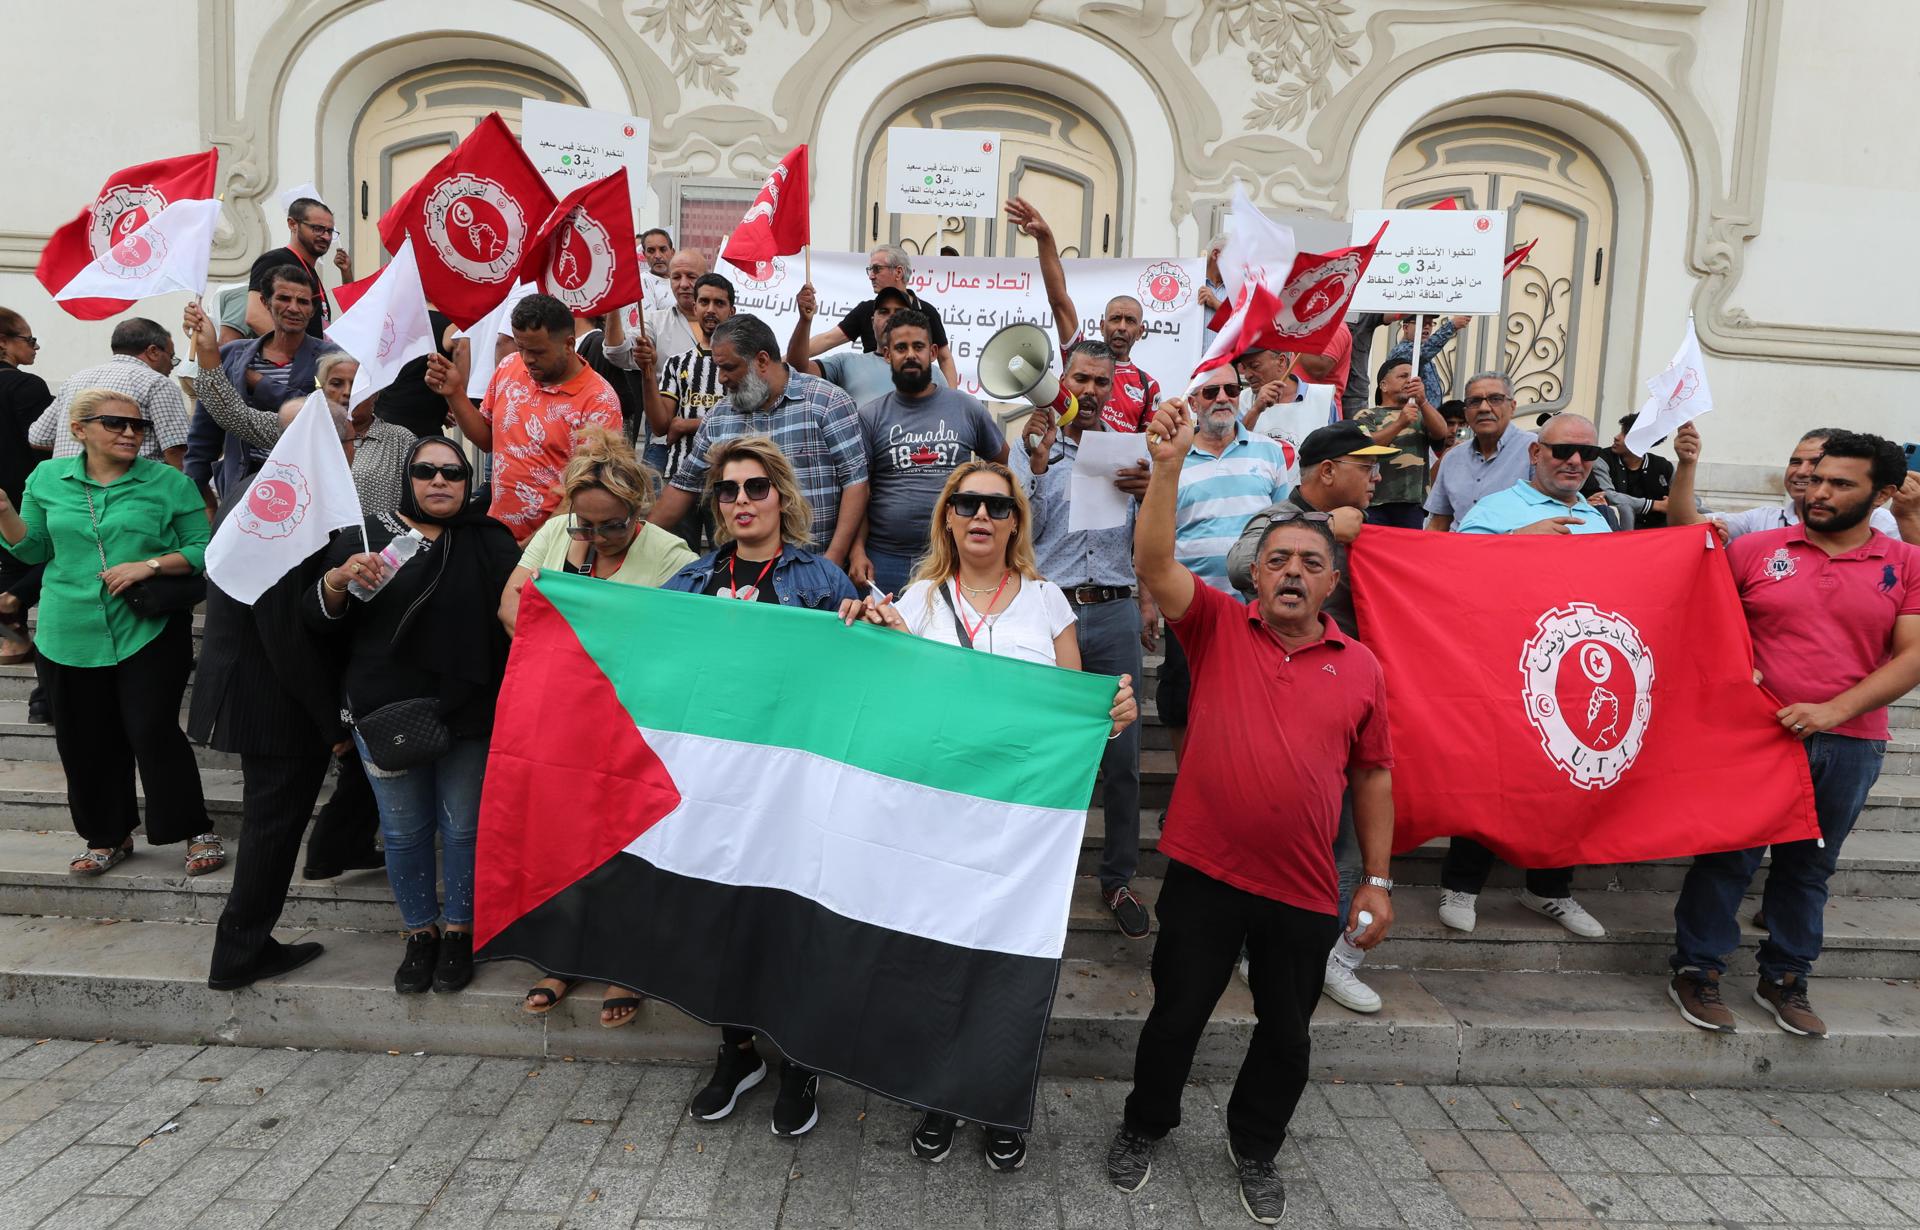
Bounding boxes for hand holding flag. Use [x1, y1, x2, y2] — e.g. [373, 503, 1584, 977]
[1625, 317, 1714, 455]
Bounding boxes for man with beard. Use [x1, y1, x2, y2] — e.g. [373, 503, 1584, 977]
[848, 309, 1006, 595]
[788, 283, 948, 407]
[234, 197, 349, 341]
[650, 315, 868, 567]
[804, 245, 958, 387]
[1423, 372, 1533, 530]
[1669, 427, 1918, 545]
[1668, 430, 1920, 1038]
[1004, 198, 1161, 433]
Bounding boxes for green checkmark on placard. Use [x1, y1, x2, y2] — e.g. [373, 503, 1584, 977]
[1397, 261, 1410, 274]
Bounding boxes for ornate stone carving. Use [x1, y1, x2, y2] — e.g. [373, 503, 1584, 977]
[629, 0, 817, 97]
[1188, 0, 1360, 131]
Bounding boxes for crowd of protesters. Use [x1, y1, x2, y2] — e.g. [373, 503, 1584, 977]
[0, 191, 1914, 1225]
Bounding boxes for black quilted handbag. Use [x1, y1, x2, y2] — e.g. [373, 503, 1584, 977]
[354, 697, 452, 771]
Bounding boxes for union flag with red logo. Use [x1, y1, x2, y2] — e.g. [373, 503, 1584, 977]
[1267, 221, 1388, 356]
[1345, 527, 1818, 866]
[518, 168, 642, 317]
[36, 149, 219, 320]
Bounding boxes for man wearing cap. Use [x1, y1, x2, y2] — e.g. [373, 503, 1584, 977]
[1424, 372, 1532, 530]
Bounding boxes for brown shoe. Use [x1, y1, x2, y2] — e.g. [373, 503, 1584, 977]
[1668, 969, 1736, 1033]
[1754, 974, 1826, 1037]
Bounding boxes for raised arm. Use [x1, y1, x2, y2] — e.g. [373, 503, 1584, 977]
[426, 348, 490, 452]
[186, 301, 285, 453]
[1665, 422, 1703, 526]
[1005, 198, 1077, 347]
[787, 284, 826, 376]
[1134, 400, 1197, 621]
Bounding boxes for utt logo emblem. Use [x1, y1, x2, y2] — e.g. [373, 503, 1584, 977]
[1519, 602, 1655, 791]
[1763, 547, 1796, 581]
[1137, 261, 1192, 312]
[422, 175, 527, 284]
[740, 255, 787, 290]
[89, 183, 169, 258]
[102, 227, 167, 280]
[1274, 252, 1364, 339]
[236, 462, 311, 540]
[545, 207, 615, 311]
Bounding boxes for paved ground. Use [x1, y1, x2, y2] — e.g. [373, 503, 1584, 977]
[0, 1037, 1918, 1229]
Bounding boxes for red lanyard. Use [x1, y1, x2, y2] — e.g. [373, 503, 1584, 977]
[727, 553, 777, 599]
[953, 572, 1012, 643]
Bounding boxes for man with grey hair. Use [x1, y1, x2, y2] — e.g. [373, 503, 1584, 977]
[1422, 371, 1531, 530]
[27, 318, 190, 468]
[805, 244, 957, 386]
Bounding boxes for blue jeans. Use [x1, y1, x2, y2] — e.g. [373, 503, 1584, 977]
[865, 547, 918, 599]
[1671, 732, 1885, 981]
[1333, 791, 1360, 926]
[353, 732, 488, 931]
[643, 441, 670, 475]
[1072, 596, 1143, 892]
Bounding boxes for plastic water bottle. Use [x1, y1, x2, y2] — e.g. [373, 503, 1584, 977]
[1331, 910, 1374, 971]
[347, 529, 424, 601]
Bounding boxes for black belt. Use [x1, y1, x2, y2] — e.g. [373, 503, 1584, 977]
[1064, 585, 1133, 605]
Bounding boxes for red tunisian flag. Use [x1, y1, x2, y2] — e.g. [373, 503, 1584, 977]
[381, 113, 556, 330]
[722, 145, 809, 279]
[518, 169, 642, 317]
[1346, 527, 1818, 867]
[36, 149, 219, 320]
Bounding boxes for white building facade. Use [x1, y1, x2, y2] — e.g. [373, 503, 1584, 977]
[1, 0, 1913, 502]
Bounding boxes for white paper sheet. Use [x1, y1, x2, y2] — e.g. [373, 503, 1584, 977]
[1067, 432, 1151, 533]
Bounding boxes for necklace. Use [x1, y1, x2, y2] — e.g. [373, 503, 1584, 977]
[954, 571, 1012, 643]
[958, 575, 1004, 594]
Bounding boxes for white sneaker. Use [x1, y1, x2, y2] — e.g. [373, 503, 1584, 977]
[1321, 956, 1382, 1013]
[1437, 890, 1477, 933]
[1519, 889, 1606, 938]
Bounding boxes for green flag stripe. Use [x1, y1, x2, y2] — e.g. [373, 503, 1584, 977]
[535, 572, 1115, 811]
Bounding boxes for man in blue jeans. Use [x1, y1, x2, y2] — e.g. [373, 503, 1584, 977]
[1668, 429, 1920, 1037]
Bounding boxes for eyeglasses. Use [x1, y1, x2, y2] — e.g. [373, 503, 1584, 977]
[1196, 382, 1242, 401]
[949, 492, 1017, 520]
[865, 264, 895, 276]
[565, 515, 634, 540]
[713, 476, 774, 504]
[82, 415, 151, 435]
[1333, 459, 1382, 476]
[299, 223, 336, 236]
[408, 462, 467, 481]
[2, 333, 36, 348]
[1463, 394, 1511, 409]
[1544, 443, 1604, 463]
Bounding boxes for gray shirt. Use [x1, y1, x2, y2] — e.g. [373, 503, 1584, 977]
[857, 386, 1003, 555]
[819, 351, 948, 408]
[1423, 422, 1534, 523]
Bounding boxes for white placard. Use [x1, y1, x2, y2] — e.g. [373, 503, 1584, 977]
[1350, 209, 1506, 314]
[1068, 432, 1151, 533]
[520, 99, 651, 197]
[885, 129, 1003, 218]
[726, 250, 1206, 403]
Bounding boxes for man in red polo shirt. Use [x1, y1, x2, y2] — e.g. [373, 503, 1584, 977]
[1105, 399, 1395, 1224]
[1669, 430, 1920, 1039]
[427, 293, 623, 541]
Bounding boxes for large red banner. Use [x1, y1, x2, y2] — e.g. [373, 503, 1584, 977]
[1346, 525, 1818, 866]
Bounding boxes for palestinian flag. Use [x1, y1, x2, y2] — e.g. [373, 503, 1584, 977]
[476, 573, 1113, 1129]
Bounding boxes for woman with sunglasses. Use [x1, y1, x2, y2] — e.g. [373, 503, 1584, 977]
[500, 427, 693, 1027]
[661, 435, 858, 1139]
[853, 460, 1137, 1171]
[0, 389, 216, 875]
[308, 439, 521, 994]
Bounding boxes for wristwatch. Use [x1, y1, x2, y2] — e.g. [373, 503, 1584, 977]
[144, 558, 161, 572]
[1364, 875, 1394, 894]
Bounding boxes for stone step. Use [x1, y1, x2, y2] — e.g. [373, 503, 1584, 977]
[0, 703, 240, 771]
[1865, 775, 1920, 833]
[0, 914, 1914, 1089]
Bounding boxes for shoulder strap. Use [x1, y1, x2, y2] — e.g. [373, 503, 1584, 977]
[932, 581, 974, 649]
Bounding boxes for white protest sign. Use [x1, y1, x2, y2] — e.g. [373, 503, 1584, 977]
[1350, 209, 1505, 313]
[728, 250, 1206, 403]
[520, 99, 651, 198]
[885, 129, 1002, 219]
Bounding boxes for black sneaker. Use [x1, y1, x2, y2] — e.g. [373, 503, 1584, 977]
[1105, 1126, 1156, 1193]
[394, 930, 438, 994]
[431, 930, 473, 993]
[770, 1061, 819, 1136]
[1104, 884, 1152, 940]
[911, 1111, 959, 1162]
[983, 1127, 1027, 1172]
[688, 1041, 767, 1121]
[1229, 1142, 1287, 1225]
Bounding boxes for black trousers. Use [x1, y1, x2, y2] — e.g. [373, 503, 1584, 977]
[43, 615, 206, 849]
[307, 744, 380, 869]
[1124, 860, 1339, 1162]
[209, 747, 332, 982]
[1440, 836, 1573, 899]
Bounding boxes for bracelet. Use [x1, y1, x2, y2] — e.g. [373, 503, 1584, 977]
[322, 574, 348, 594]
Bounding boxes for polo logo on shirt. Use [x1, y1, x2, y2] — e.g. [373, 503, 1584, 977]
[1764, 548, 1797, 581]
[1883, 565, 1899, 594]
[1322, 663, 1337, 675]
[1519, 603, 1655, 791]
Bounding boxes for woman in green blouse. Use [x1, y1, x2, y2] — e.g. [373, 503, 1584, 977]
[0, 388, 219, 876]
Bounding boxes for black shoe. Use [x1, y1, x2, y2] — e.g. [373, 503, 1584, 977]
[770, 1061, 819, 1136]
[1106, 1126, 1156, 1193]
[910, 1112, 959, 1163]
[25, 703, 50, 726]
[1229, 1142, 1287, 1224]
[1104, 884, 1152, 940]
[688, 1041, 767, 1121]
[394, 930, 438, 994]
[983, 1127, 1027, 1172]
[207, 941, 324, 991]
[432, 930, 473, 993]
[302, 848, 385, 881]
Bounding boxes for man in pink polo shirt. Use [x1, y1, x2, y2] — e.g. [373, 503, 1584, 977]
[1104, 398, 1396, 1224]
[1669, 430, 1920, 1039]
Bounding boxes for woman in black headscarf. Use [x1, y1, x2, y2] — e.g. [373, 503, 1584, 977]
[306, 437, 520, 995]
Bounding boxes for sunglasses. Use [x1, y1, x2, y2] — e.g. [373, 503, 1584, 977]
[2, 333, 36, 348]
[949, 492, 1017, 520]
[566, 516, 634, 540]
[83, 414, 151, 435]
[713, 477, 774, 504]
[408, 462, 467, 481]
[1464, 394, 1511, 409]
[866, 264, 896, 276]
[1544, 443, 1604, 463]
[1196, 382, 1242, 401]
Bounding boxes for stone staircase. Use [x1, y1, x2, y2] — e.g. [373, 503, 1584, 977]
[0, 627, 1916, 1089]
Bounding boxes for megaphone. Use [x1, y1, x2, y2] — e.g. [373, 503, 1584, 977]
[977, 321, 1076, 452]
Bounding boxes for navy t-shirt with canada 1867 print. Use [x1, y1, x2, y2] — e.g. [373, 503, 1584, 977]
[857, 387, 1005, 556]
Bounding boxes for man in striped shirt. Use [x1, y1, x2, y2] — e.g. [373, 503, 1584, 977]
[1155, 375, 1296, 759]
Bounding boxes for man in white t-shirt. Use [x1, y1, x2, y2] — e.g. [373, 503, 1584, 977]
[1671, 427, 1919, 544]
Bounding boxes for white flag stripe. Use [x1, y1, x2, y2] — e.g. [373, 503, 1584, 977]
[54, 198, 219, 304]
[1215, 182, 1297, 308]
[326, 237, 434, 409]
[454, 280, 538, 399]
[204, 391, 365, 605]
[1625, 318, 1714, 455]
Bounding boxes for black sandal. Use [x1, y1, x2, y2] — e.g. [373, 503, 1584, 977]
[523, 977, 577, 1015]
[600, 990, 643, 1029]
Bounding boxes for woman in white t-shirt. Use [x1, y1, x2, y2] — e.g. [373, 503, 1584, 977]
[850, 459, 1137, 1173]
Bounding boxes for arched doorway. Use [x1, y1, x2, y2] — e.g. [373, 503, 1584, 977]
[347, 62, 583, 277]
[1381, 120, 1618, 417]
[858, 85, 1125, 258]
